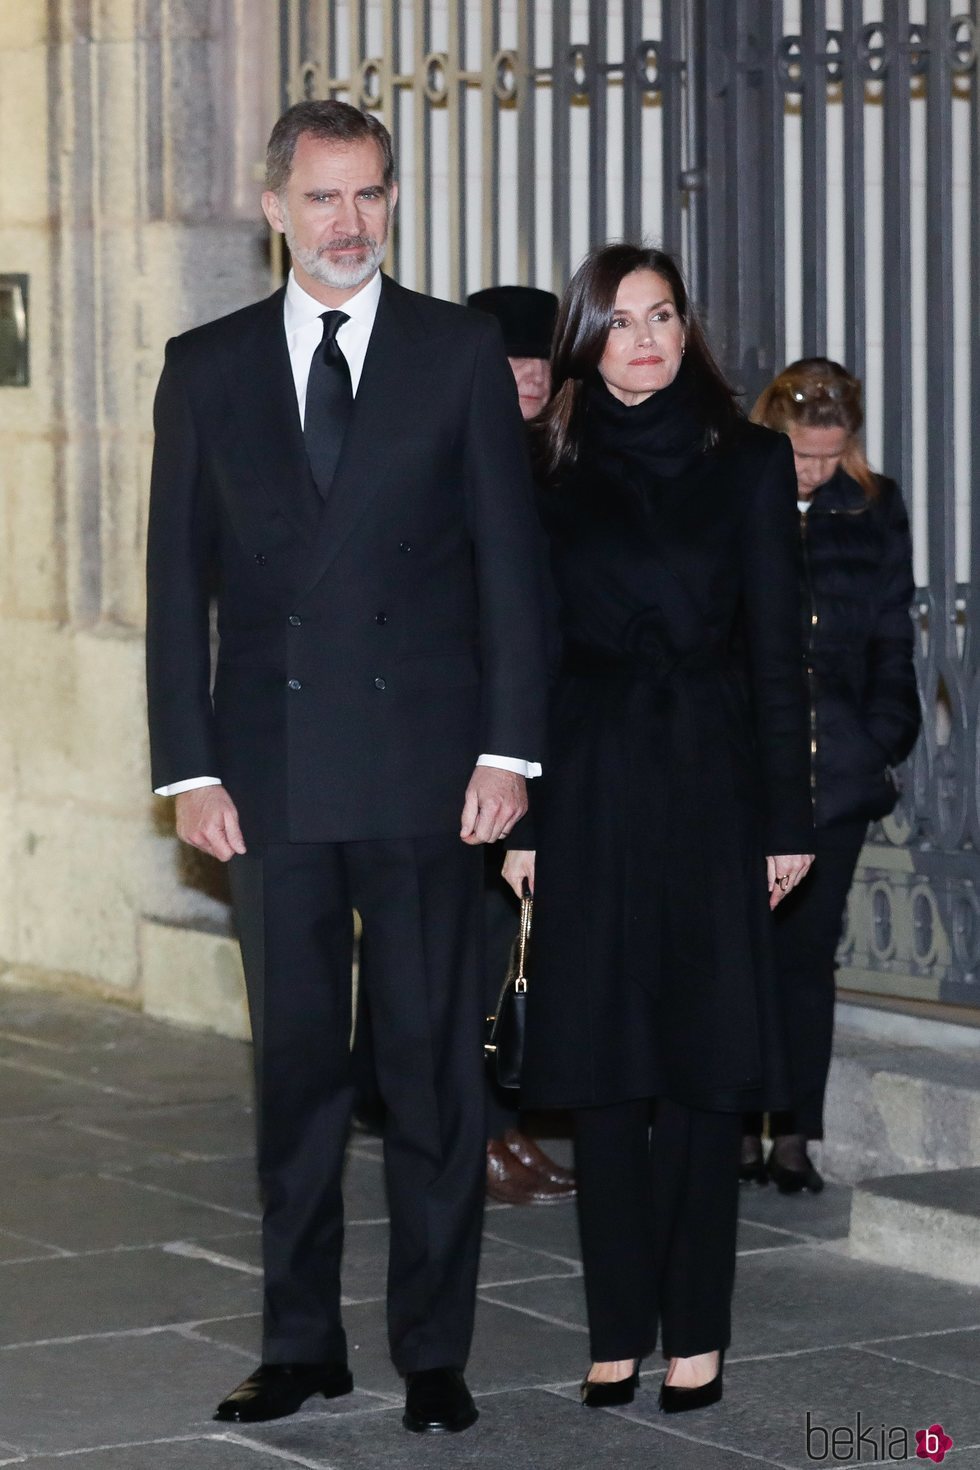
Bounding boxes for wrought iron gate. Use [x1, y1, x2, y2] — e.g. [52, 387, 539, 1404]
[279, 1, 980, 1012]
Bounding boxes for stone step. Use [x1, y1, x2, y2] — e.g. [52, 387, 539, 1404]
[821, 1012, 980, 1182]
[849, 1166, 980, 1287]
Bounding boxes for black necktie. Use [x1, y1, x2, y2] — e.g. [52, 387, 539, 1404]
[303, 310, 353, 500]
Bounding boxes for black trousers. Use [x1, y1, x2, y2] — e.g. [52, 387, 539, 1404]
[573, 1098, 741, 1361]
[747, 822, 866, 1141]
[229, 835, 486, 1375]
[354, 851, 523, 1142]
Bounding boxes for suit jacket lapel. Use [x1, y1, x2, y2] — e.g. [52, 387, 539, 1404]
[217, 287, 320, 540]
[298, 276, 423, 596]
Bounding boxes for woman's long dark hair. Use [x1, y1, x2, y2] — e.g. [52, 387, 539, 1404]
[532, 244, 741, 481]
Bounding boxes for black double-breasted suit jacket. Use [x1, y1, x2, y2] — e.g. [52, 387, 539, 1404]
[146, 275, 549, 844]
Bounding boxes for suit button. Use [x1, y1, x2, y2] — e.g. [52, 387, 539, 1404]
[374, 677, 387, 690]
[288, 615, 302, 627]
[398, 541, 412, 553]
[375, 612, 387, 625]
[287, 678, 302, 691]
[254, 553, 267, 566]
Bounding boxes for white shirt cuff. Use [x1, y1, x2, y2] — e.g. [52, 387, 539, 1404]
[477, 755, 542, 779]
[154, 776, 222, 796]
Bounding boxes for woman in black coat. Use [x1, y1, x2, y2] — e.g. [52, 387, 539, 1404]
[503, 245, 814, 1412]
[742, 359, 920, 1193]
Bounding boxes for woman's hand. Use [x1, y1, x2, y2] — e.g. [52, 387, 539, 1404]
[766, 853, 814, 910]
[502, 849, 536, 900]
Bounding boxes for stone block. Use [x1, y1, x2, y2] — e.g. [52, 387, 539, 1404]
[11, 798, 181, 991]
[0, 1245, 261, 1349]
[0, 46, 49, 225]
[0, 1168, 253, 1253]
[141, 919, 250, 1041]
[0, 1331, 260, 1455]
[3, 623, 149, 810]
[1, 439, 64, 620]
[15, 1443, 318, 1470]
[0, 9, 48, 51]
[850, 1167, 980, 1287]
[607, 1345, 980, 1469]
[823, 1041, 980, 1182]
[873, 1070, 927, 1163]
[247, 1388, 725, 1470]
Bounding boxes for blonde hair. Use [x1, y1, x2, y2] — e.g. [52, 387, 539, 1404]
[750, 357, 878, 498]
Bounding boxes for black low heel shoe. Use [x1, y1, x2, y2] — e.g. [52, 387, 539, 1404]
[580, 1363, 640, 1408]
[767, 1153, 824, 1194]
[658, 1358, 723, 1414]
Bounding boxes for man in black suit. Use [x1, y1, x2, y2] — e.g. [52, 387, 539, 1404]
[146, 100, 548, 1435]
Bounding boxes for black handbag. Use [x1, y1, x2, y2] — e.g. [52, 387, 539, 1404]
[484, 879, 532, 1090]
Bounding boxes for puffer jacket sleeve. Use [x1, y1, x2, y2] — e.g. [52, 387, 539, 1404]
[862, 479, 921, 765]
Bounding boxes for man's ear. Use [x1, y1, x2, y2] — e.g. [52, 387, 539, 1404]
[261, 191, 286, 235]
[388, 181, 399, 216]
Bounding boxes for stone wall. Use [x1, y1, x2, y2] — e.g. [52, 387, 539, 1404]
[0, 2, 274, 1025]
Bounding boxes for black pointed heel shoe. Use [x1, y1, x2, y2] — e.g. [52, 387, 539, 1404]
[658, 1356, 723, 1414]
[581, 1362, 640, 1408]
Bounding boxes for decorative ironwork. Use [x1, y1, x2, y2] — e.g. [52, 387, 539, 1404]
[278, 1, 980, 1011]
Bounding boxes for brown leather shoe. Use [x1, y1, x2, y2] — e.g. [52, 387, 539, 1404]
[504, 1128, 576, 1190]
[486, 1138, 576, 1204]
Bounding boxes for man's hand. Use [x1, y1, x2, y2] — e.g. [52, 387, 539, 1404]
[175, 785, 247, 862]
[766, 853, 814, 910]
[460, 767, 527, 846]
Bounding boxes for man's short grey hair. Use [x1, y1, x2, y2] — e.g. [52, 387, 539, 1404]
[265, 100, 395, 194]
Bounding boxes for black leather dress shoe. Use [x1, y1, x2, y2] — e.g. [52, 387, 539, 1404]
[403, 1367, 478, 1433]
[214, 1361, 353, 1423]
[581, 1362, 640, 1408]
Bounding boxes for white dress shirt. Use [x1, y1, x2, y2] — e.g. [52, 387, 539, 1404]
[155, 269, 540, 796]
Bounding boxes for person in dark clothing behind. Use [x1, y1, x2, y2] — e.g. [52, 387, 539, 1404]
[744, 358, 921, 1193]
[467, 286, 576, 1206]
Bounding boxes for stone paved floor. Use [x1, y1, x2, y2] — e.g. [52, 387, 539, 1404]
[1, 987, 978, 1469]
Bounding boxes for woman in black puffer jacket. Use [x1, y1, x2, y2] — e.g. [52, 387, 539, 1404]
[745, 358, 920, 1192]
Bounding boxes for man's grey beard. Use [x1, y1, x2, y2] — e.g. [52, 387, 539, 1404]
[281, 202, 389, 289]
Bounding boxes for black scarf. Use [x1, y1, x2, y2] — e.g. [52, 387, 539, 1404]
[579, 359, 708, 485]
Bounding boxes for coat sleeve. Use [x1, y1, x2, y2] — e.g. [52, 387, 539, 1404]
[145, 340, 220, 790]
[862, 481, 921, 765]
[739, 433, 815, 855]
[462, 321, 550, 764]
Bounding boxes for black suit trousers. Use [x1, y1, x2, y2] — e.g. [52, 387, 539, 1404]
[229, 834, 486, 1375]
[352, 851, 523, 1141]
[573, 1098, 741, 1361]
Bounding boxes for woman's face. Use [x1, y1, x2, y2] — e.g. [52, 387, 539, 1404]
[786, 424, 850, 498]
[598, 270, 686, 406]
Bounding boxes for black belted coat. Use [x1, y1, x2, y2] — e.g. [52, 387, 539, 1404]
[518, 399, 814, 1114]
